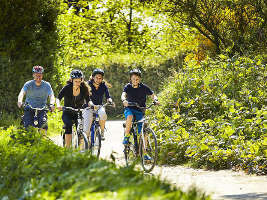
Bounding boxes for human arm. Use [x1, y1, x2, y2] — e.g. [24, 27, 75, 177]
[56, 85, 67, 111]
[17, 89, 25, 108]
[150, 93, 160, 105]
[49, 94, 56, 112]
[104, 85, 113, 104]
[121, 91, 128, 107]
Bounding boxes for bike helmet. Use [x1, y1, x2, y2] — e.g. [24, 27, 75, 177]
[129, 69, 141, 77]
[32, 66, 44, 73]
[92, 68, 104, 77]
[70, 69, 84, 79]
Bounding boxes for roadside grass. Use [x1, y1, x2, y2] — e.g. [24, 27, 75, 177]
[0, 126, 210, 200]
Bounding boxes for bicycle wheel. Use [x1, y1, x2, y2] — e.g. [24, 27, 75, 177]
[90, 126, 101, 158]
[72, 125, 79, 149]
[61, 130, 65, 147]
[78, 131, 89, 151]
[139, 127, 158, 172]
[124, 133, 138, 167]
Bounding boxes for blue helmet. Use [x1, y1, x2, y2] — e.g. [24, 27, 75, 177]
[70, 69, 84, 79]
[92, 68, 104, 77]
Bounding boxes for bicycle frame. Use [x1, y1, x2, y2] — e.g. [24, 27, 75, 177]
[90, 112, 100, 145]
[22, 103, 50, 127]
[62, 107, 89, 150]
[89, 102, 114, 157]
[123, 102, 158, 172]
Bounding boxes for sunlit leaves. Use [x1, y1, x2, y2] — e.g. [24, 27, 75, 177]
[151, 54, 267, 174]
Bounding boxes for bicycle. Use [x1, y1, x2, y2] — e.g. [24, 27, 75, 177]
[61, 107, 89, 151]
[89, 102, 115, 158]
[20, 103, 54, 141]
[123, 102, 158, 172]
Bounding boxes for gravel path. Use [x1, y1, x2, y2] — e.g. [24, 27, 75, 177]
[51, 120, 267, 200]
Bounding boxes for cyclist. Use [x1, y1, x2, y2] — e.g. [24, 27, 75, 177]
[56, 69, 91, 148]
[17, 65, 55, 134]
[121, 69, 159, 160]
[83, 68, 113, 140]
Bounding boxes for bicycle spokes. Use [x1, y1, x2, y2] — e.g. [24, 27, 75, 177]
[90, 127, 101, 158]
[139, 128, 158, 172]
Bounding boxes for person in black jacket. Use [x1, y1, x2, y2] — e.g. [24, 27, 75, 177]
[56, 69, 91, 148]
[83, 68, 113, 140]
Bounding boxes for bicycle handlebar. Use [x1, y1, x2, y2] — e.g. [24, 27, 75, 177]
[23, 103, 50, 111]
[93, 102, 115, 112]
[62, 106, 85, 112]
[62, 102, 115, 113]
[127, 101, 157, 110]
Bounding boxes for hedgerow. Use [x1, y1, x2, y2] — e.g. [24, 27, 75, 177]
[0, 126, 209, 200]
[151, 55, 267, 175]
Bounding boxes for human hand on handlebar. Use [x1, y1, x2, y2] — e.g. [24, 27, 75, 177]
[153, 100, 160, 105]
[122, 100, 128, 107]
[57, 106, 63, 111]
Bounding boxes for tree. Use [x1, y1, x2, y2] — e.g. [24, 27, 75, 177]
[0, 0, 60, 113]
[145, 0, 266, 55]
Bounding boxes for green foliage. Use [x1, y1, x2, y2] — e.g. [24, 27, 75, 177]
[152, 54, 267, 174]
[148, 0, 266, 55]
[56, 0, 181, 56]
[0, 0, 61, 113]
[0, 126, 210, 200]
[47, 110, 64, 136]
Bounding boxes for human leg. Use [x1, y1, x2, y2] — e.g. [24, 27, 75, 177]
[123, 108, 134, 144]
[98, 107, 107, 140]
[37, 110, 48, 136]
[82, 109, 93, 139]
[23, 107, 34, 129]
[62, 112, 75, 148]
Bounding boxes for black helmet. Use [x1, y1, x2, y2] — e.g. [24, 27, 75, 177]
[70, 69, 84, 79]
[129, 69, 141, 77]
[32, 65, 44, 73]
[92, 68, 104, 77]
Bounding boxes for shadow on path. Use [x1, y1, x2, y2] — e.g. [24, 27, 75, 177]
[221, 192, 267, 200]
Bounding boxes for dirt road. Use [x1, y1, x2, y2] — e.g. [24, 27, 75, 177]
[52, 120, 267, 200]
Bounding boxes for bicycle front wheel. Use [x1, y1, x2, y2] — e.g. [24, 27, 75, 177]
[72, 129, 79, 149]
[124, 143, 137, 167]
[139, 127, 158, 172]
[78, 131, 89, 151]
[90, 126, 101, 158]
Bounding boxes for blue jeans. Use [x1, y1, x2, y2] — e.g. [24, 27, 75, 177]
[124, 107, 144, 134]
[23, 106, 48, 130]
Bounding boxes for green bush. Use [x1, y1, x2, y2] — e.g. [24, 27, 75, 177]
[152, 55, 267, 175]
[0, 126, 210, 200]
[0, 0, 60, 114]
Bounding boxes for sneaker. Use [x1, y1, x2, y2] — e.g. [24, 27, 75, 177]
[144, 154, 151, 161]
[101, 131, 105, 141]
[122, 136, 130, 145]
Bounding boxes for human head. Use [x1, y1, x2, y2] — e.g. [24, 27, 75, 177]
[32, 66, 44, 84]
[129, 69, 141, 78]
[70, 69, 84, 79]
[129, 69, 141, 87]
[32, 65, 44, 74]
[92, 68, 104, 85]
[92, 68, 104, 77]
[70, 69, 84, 87]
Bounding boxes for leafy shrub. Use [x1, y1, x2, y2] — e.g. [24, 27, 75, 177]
[0, 0, 60, 114]
[0, 126, 210, 200]
[152, 54, 267, 175]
